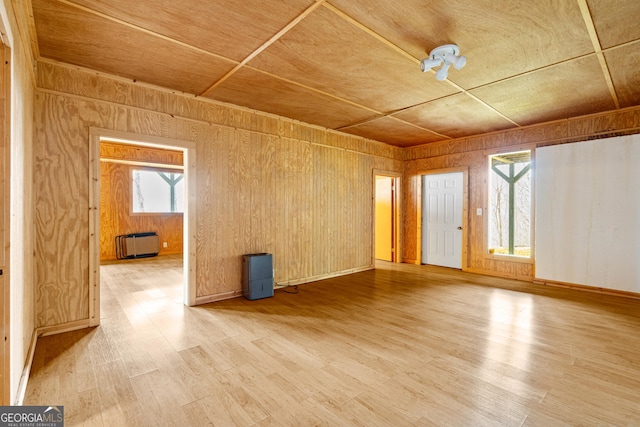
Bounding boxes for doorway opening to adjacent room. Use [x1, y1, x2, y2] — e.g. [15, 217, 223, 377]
[420, 170, 468, 269]
[89, 129, 196, 327]
[374, 173, 400, 262]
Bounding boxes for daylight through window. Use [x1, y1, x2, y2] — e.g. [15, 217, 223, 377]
[132, 169, 184, 213]
[488, 150, 531, 257]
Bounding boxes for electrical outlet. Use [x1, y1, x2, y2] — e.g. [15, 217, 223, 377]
[163, 242, 168, 248]
[477, 208, 483, 216]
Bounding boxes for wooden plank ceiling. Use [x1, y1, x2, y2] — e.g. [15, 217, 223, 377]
[30, 0, 640, 147]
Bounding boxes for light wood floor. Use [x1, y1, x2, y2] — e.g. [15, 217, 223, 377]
[24, 256, 640, 426]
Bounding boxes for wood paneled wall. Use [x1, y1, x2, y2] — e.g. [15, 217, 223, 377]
[3, 0, 38, 404]
[100, 162, 183, 260]
[34, 60, 403, 328]
[194, 127, 384, 298]
[403, 106, 640, 281]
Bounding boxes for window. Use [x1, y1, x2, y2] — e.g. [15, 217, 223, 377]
[488, 150, 531, 257]
[132, 169, 184, 213]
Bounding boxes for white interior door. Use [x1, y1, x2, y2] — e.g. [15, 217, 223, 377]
[421, 172, 463, 268]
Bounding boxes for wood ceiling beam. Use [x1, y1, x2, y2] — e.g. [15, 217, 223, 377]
[577, 0, 620, 109]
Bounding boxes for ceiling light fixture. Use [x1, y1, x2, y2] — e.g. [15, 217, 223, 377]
[420, 44, 467, 81]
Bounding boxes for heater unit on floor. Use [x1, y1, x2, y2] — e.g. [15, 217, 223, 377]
[115, 232, 160, 260]
[242, 253, 274, 300]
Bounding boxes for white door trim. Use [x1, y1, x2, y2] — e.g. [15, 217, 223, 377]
[89, 128, 197, 327]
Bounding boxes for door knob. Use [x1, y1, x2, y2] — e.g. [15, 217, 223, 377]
[457, 226, 462, 230]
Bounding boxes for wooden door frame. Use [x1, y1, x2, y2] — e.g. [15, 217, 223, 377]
[373, 170, 401, 264]
[89, 128, 197, 327]
[1, 41, 9, 406]
[417, 167, 469, 270]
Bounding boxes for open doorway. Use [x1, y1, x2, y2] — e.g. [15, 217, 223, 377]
[89, 129, 196, 327]
[99, 141, 185, 319]
[374, 173, 400, 262]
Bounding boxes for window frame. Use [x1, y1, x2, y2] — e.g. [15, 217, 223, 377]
[130, 165, 185, 216]
[484, 145, 535, 264]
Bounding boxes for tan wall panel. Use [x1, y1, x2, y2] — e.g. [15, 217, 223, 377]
[35, 61, 402, 327]
[35, 93, 91, 327]
[99, 162, 183, 260]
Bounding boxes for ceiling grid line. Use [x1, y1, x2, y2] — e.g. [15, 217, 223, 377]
[322, 2, 418, 64]
[198, 0, 327, 97]
[50, 0, 399, 127]
[576, 0, 620, 109]
[337, 114, 452, 139]
[243, 65, 382, 115]
[54, 0, 237, 64]
[324, 2, 520, 128]
[241, 64, 450, 140]
[317, 2, 465, 138]
[199, 0, 457, 140]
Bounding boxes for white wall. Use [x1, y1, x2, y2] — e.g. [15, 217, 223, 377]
[535, 135, 640, 293]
